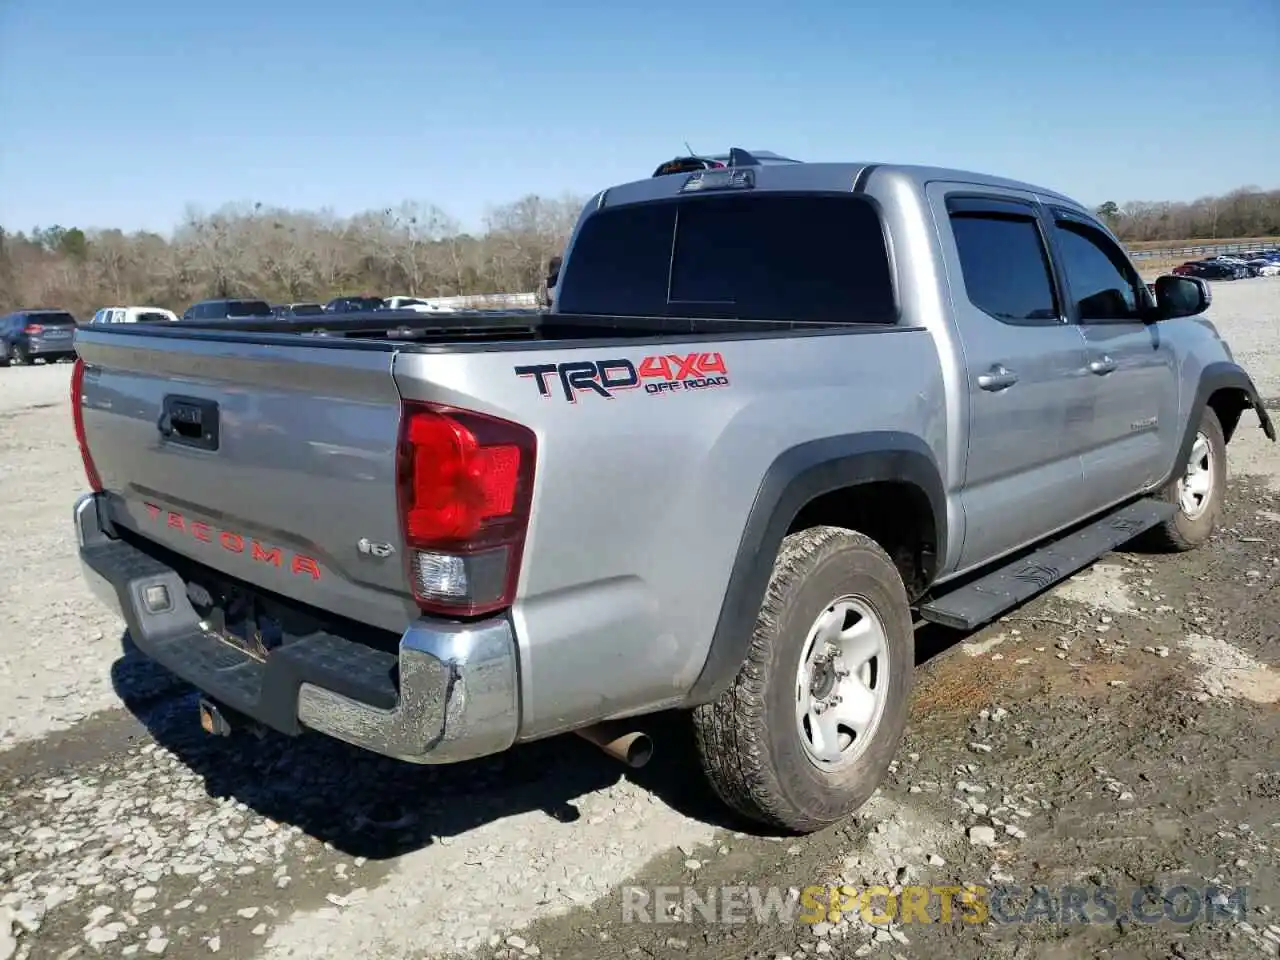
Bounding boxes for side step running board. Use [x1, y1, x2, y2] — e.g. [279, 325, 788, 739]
[918, 499, 1176, 631]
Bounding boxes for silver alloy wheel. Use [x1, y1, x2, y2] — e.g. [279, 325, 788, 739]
[1178, 431, 1215, 519]
[794, 595, 889, 770]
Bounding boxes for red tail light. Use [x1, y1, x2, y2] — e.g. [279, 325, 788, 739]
[396, 401, 536, 617]
[25, 323, 44, 334]
[70, 357, 103, 493]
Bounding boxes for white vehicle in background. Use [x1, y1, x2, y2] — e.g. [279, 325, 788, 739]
[90, 306, 179, 324]
[383, 296, 456, 313]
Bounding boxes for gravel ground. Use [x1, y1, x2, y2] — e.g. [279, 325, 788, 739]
[1, 278, 1278, 960]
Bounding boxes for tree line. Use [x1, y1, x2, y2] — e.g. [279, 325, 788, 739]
[0, 194, 585, 317]
[1, 185, 1277, 318]
[1094, 185, 1279, 245]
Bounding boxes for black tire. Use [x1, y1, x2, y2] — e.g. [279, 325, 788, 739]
[8, 342, 29, 366]
[692, 526, 914, 834]
[1142, 407, 1227, 551]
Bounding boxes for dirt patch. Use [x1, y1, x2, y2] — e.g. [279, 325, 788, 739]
[1181, 632, 1280, 704]
[911, 650, 1020, 719]
[1053, 562, 1139, 615]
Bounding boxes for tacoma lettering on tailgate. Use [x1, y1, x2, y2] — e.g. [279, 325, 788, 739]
[142, 503, 322, 580]
[515, 352, 730, 402]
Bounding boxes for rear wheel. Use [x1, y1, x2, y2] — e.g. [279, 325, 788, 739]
[8, 342, 29, 366]
[1142, 407, 1226, 551]
[692, 526, 914, 834]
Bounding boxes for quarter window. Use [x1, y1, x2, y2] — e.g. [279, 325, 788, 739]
[949, 211, 1060, 325]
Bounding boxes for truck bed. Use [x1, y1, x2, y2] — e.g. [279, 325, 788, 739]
[91, 307, 900, 348]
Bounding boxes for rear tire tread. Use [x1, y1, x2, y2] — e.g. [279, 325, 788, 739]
[692, 525, 912, 834]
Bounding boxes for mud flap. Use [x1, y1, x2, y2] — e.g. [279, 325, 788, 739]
[1250, 394, 1277, 442]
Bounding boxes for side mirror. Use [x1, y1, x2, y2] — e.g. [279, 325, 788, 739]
[546, 256, 562, 290]
[1151, 274, 1211, 321]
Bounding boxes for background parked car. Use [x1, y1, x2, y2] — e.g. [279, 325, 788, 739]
[1172, 260, 1239, 280]
[181, 299, 275, 321]
[382, 295, 455, 313]
[1207, 255, 1253, 279]
[323, 295, 385, 313]
[0, 309, 79, 366]
[90, 306, 179, 324]
[271, 302, 326, 320]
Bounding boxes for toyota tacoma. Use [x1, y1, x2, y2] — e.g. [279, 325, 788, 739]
[71, 152, 1275, 833]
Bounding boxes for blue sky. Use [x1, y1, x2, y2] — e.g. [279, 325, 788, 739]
[1, 0, 1276, 236]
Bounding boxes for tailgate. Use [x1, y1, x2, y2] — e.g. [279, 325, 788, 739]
[75, 331, 415, 633]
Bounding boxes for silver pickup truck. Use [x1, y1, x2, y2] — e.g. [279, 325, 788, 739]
[71, 154, 1275, 834]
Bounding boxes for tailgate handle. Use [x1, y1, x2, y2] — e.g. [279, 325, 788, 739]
[159, 396, 220, 451]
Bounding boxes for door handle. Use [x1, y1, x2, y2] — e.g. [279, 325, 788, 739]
[977, 364, 1018, 391]
[1089, 356, 1117, 375]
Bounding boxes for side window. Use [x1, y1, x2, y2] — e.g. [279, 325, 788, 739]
[1051, 218, 1143, 322]
[948, 209, 1060, 325]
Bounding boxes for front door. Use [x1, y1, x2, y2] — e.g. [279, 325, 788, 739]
[1045, 209, 1177, 509]
[930, 187, 1094, 573]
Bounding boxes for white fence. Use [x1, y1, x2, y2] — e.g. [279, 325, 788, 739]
[1128, 240, 1280, 261]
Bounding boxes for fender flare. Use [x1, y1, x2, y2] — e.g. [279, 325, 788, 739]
[1161, 361, 1276, 489]
[684, 432, 946, 706]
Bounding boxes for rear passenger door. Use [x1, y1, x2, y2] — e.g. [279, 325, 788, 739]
[1044, 209, 1176, 508]
[931, 188, 1093, 571]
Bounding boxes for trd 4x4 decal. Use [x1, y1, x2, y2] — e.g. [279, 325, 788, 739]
[515, 352, 730, 402]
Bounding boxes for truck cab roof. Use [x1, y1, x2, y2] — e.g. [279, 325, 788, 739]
[627, 157, 1083, 214]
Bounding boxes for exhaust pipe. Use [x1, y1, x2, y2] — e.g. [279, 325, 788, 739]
[575, 720, 654, 768]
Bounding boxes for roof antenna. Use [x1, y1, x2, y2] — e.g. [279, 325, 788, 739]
[683, 140, 695, 156]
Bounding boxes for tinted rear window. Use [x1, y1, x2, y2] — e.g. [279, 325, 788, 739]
[555, 194, 896, 325]
[290, 303, 324, 315]
[226, 301, 272, 317]
[28, 312, 76, 326]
